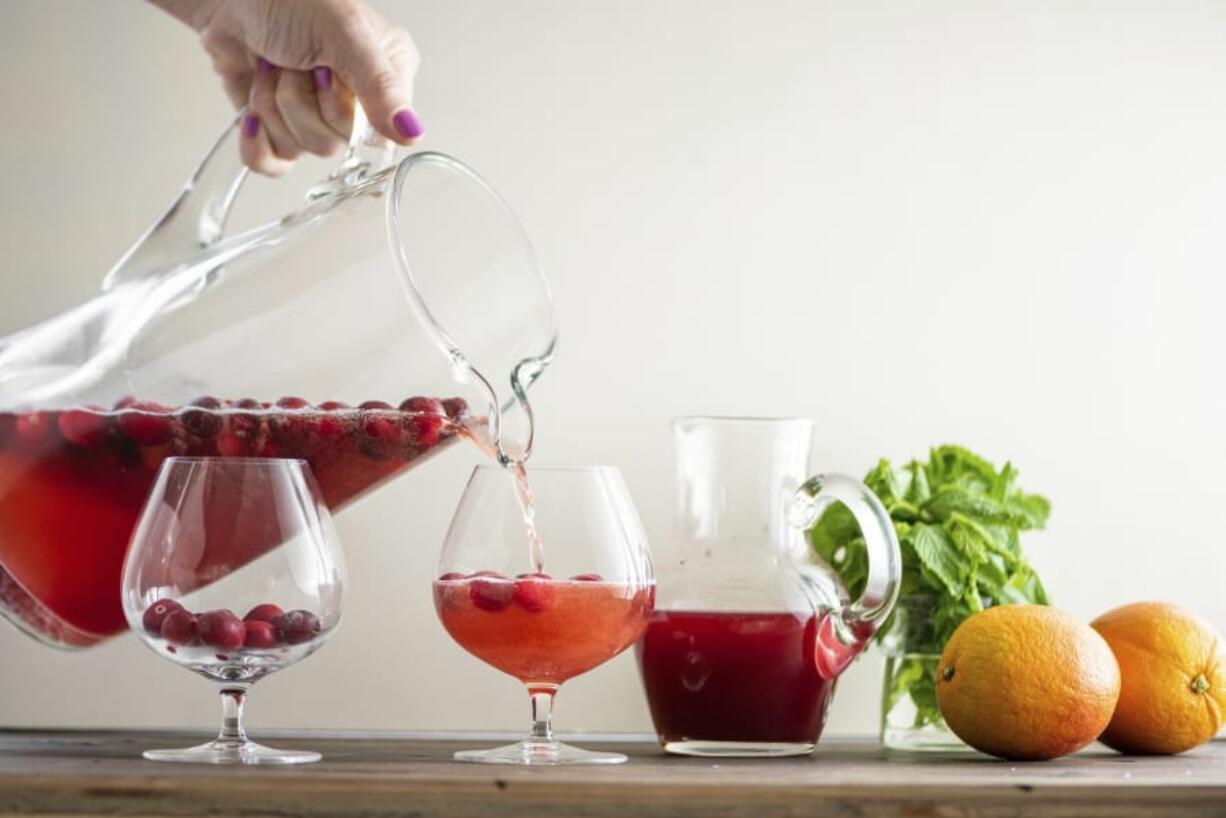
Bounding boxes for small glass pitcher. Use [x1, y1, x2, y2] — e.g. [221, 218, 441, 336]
[636, 417, 902, 756]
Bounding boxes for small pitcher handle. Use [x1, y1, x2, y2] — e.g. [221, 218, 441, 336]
[102, 103, 395, 291]
[790, 473, 903, 679]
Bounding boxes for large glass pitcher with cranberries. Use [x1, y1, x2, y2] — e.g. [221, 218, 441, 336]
[0, 109, 556, 649]
[636, 417, 902, 756]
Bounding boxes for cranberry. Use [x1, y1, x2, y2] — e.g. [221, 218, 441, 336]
[216, 431, 249, 457]
[407, 414, 445, 448]
[181, 397, 223, 438]
[359, 401, 399, 459]
[141, 598, 184, 634]
[113, 396, 138, 410]
[441, 397, 469, 419]
[0, 413, 13, 442]
[198, 610, 246, 651]
[14, 412, 56, 444]
[275, 610, 322, 644]
[317, 414, 346, 440]
[242, 620, 277, 649]
[438, 572, 465, 581]
[571, 573, 604, 582]
[243, 603, 285, 623]
[236, 398, 262, 410]
[400, 396, 445, 415]
[117, 401, 173, 445]
[469, 574, 514, 612]
[513, 574, 557, 613]
[160, 609, 199, 645]
[319, 401, 349, 411]
[57, 407, 109, 447]
[276, 396, 310, 410]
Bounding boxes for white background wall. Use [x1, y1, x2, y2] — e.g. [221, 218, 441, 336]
[1, 0, 1224, 738]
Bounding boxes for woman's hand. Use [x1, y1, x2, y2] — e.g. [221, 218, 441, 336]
[152, 0, 422, 175]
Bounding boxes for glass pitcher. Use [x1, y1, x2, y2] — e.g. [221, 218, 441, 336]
[0, 108, 557, 649]
[636, 417, 901, 756]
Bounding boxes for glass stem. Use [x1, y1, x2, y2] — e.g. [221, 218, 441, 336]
[217, 686, 249, 745]
[528, 685, 557, 743]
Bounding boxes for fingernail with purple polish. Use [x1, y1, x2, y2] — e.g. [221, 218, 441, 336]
[257, 57, 275, 75]
[393, 109, 424, 140]
[313, 66, 333, 91]
[243, 114, 260, 138]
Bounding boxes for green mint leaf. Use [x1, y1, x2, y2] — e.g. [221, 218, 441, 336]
[909, 523, 968, 597]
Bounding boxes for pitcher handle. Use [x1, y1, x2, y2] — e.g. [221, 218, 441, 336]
[790, 473, 903, 679]
[102, 103, 395, 291]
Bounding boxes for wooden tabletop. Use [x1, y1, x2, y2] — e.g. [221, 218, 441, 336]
[0, 729, 1223, 817]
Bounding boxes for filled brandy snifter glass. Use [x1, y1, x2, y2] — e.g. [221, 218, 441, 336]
[433, 465, 655, 765]
[121, 457, 346, 764]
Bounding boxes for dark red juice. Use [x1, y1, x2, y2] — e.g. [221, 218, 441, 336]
[636, 610, 834, 746]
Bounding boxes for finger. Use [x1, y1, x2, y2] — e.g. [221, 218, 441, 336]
[313, 67, 356, 141]
[323, 19, 423, 145]
[275, 68, 346, 156]
[239, 113, 295, 177]
[248, 58, 304, 161]
[221, 71, 252, 110]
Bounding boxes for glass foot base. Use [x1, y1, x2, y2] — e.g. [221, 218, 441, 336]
[454, 739, 627, 765]
[144, 738, 321, 765]
[662, 740, 815, 757]
[882, 724, 970, 752]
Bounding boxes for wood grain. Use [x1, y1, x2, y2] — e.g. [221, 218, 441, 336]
[0, 730, 1223, 818]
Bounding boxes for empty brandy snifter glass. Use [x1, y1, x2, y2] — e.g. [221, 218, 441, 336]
[122, 457, 345, 764]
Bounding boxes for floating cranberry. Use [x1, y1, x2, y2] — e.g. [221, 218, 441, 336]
[316, 414, 346, 440]
[14, 412, 56, 444]
[275, 610, 322, 644]
[407, 414, 445, 448]
[571, 573, 604, 582]
[141, 598, 184, 634]
[242, 620, 277, 649]
[400, 396, 445, 415]
[113, 396, 138, 410]
[181, 397, 223, 438]
[225, 403, 261, 448]
[216, 431, 249, 457]
[161, 609, 199, 645]
[438, 572, 465, 581]
[319, 401, 349, 411]
[243, 603, 285, 623]
[56, 408, 109, 447]
[198, 610, 246, 651]
[118, 401, 173, 445]
[358, 401, 399, 459]
[469, 574, 514, 612]
[513, 574, 557, 613]
[276, 396, 310, 410]
[441, 397, 469, 420]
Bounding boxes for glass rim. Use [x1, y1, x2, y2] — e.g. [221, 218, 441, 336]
[470, 463, 621, 474]
[159, 456, 310, 467]
[673, 415, 813, 426]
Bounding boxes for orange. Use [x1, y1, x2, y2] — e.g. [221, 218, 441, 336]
[1090, 601, 1226, 755]
[936, 605, 1120, 760]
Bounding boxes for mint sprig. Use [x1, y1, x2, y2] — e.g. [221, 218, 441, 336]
[810, 444, 1050, 731]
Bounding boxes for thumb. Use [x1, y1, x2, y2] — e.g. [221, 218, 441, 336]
[323, 20, 422, 145]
